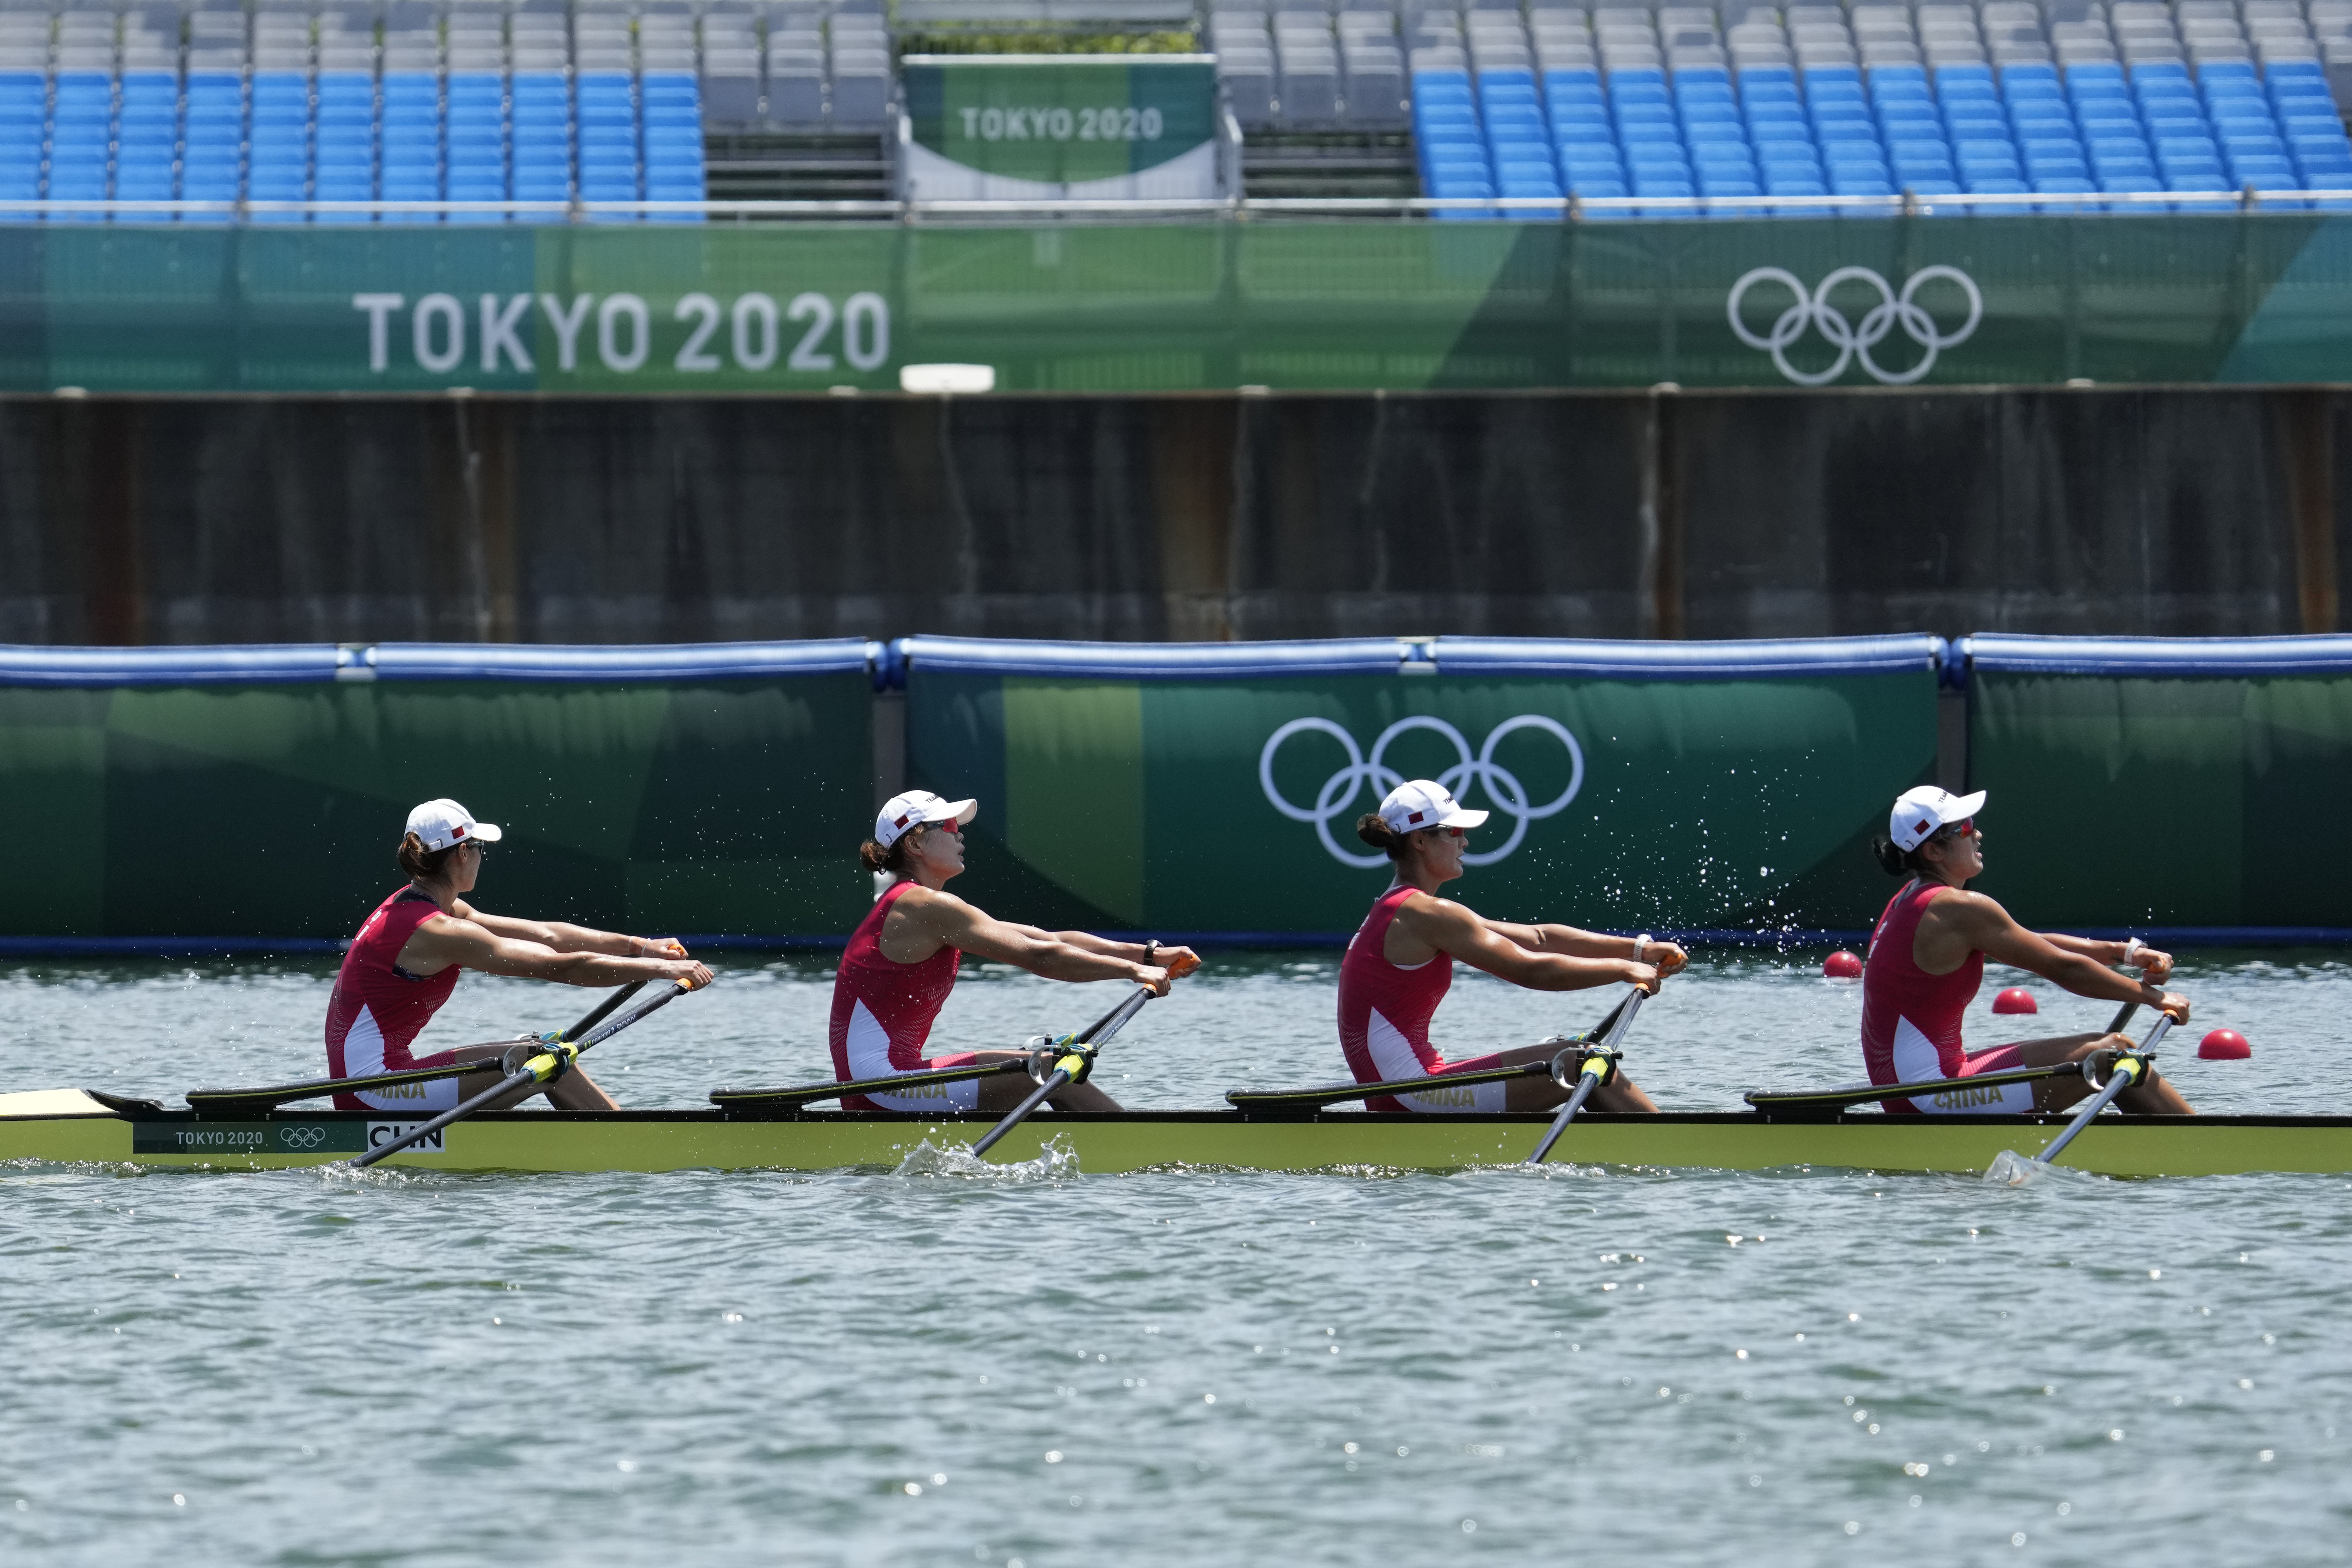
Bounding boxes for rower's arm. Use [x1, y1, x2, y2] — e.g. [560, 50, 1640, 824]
[400, 916, 711, 989]
[923, 899, 1158, 987]
[2037, 931, 2174, 981]
[1405, 899, 1655, 993]
[464, 906, 685, 960]
[1942, 896, 2177, 1013]
[1006, 925, 1203, 974]
[1485, 918, 1689, 975]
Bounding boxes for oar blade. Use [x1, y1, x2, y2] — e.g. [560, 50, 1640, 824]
[1983, 1148, 2045, 1186]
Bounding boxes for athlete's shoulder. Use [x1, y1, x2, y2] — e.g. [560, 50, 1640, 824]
[1394, 889, 1473, 927]
[1923, 885, 2007, 925]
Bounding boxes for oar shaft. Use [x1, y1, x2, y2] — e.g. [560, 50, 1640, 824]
[971, 1070, 1067, 1157]
[1524, 1068, 1605, 1166]
[350, 1063, 533, 1168]
[2032, 1015, 2174, 1168]
[561, 981, 648, 1043]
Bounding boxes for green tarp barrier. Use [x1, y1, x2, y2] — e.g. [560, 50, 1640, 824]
[9, 214, 2352, 393]
[1965, 637, 2352, 929]
[899, 637, 1942, 936]
[0, 668, 876, 940]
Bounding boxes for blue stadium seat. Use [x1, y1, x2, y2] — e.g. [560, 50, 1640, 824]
[512, 71, 571, 212]
[48, 69, 112, 223]
[181, 70, 244, 223]
[447, 71, 508, 223]
[1414, 68, 1495, 215]
[248, 70, 313, 225]
[641, 68, 705, 221]
[379, 70, 443, 223]
[315, 72, 378, 218]
[577, 68, 641, 221]
[116, 68, 179, 215]
[0, 69, 37, 220]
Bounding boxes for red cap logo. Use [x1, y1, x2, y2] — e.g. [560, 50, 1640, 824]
[1914, 819, 1930, 835]
[452, 824, 466, 838]
[894, 814, 911, 828]
[1407, 811, 1425, 823]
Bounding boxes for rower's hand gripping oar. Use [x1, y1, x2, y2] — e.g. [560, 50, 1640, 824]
[968, 949, 1200, 1160]
[348, 979, 696, 1170]
[1985, 1012, 2174, 1185]
[1525, 984, 1647, 1166]
[188, 983, 648, 1114]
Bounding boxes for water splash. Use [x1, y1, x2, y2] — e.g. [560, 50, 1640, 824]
[892, 1135, 1081, 1182]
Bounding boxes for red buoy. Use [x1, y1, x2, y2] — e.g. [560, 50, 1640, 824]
[2199, 1029, 2252, 1060]
[1824, 950, 1862, 979]
[1992, 988, 2038, 1015]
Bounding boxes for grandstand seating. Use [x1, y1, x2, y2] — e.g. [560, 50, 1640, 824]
[1407, 0, 2352, 212]
[0, 0, 2344, 222]
[0, 0, 738, 221]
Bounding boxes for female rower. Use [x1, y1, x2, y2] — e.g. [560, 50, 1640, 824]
[834, 790, 1196, 1113]
[1339, 779, 1679, 1113]
[324, 799, 713, 1113]
[1862, 785, 2192, 1114]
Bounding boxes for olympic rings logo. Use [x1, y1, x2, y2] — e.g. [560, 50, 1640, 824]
[1258, 715, 1585, 869]
[1727, 265, 1983, 386]
[277, 1125, 328, 1149]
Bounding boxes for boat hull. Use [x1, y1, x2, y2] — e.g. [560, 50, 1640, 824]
[4, 1098, 2351, 1177]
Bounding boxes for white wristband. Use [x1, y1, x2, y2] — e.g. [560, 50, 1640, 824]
[2124, 938, 2145, 965]
[1633, 933, 1651, 962]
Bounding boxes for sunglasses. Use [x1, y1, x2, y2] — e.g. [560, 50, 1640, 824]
[1932, 818, 1975, 841]
[1420, 824, 1465, 839]
[920, 818, 961, 836]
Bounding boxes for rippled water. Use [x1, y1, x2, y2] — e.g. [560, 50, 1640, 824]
[3, 949, 2347, 1566]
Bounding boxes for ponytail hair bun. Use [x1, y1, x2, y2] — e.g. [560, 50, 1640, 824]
[397, 830, 459, 880]
[1356, 812, 1411, 861]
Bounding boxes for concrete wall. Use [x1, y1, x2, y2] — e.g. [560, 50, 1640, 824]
[1, 385, 2340, 645]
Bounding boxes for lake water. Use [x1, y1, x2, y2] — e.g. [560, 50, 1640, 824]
[2, 947, 2345, 1566]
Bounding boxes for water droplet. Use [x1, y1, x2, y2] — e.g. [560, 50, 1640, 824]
[904, 1482, 922, 1496]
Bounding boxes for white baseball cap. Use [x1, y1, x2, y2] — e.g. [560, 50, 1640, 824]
[874, 789, 978, 849]
[406, 798, 503, 852]
[1379, 779, 1490, 835]
[1888, 785, 1985, 851]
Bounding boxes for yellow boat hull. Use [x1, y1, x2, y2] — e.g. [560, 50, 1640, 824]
[3, 1092, 2348, 1177]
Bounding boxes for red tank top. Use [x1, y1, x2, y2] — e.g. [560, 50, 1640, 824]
[1337, 885, 1458, 1112]
[324, 886, 465, 1109]
[829, 880, 963, 1107]
[1860, 878, 1985, 1111]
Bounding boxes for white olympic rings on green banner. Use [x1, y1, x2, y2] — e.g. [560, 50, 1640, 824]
[1258, 715, 1585, 869]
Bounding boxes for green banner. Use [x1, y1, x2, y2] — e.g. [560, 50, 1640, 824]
[901, 56, 1218, 184]
[9, 215, 2352, 393]
[1968, 672, 2352, 929]
[0, 677, 875, 939]
[902, 669, 1938, 935]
